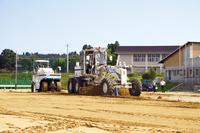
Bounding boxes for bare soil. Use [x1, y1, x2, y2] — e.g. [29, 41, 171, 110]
[0, 91, 200, 133]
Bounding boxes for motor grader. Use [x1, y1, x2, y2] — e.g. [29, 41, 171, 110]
[31, 60, 61, 92]
[67, 47, 141, 96]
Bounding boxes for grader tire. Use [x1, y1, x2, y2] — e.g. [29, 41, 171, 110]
[41, 82, 48, 92]
[74, 79, 80, 94]
[56, 81, 61, 92]
[31, 82, 34, 92]
[67, 78, 74, 94]
[100, 78, 114, 95]
[129, 79, 141, 96]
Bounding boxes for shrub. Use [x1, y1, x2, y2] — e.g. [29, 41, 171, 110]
[127, 72, 142, 81]
[148, 68, 156, 80]
[142, 73, 152, 80]
[142, 68, 157, 80]
[156, 72, 164, 78]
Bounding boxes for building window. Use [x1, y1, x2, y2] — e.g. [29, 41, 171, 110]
[195, 69, 199, 76]
[177, 70, 179, 75]
[173, 70, 176, 76]
[165, 70, 168, 77]
[183, 70, 186, 77]
[148, 54, 152, 62]
[156, 54, 160, 61]
[190, 69, 192, 77]
[148, 54, 160, 62]
[162, 54, 168, 59]
[179, 70, 183, 76]
[133, 54, 145, 62]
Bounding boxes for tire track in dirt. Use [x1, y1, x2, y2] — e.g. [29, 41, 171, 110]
[95, 109, 200, 122]
[23, 111, 183, 133]
[0, 108, 183, 133]
[68, 107, 200, 132]
[0, 92, 200, 133]
[95, 96, 200, 109]
[42, 104, 200, 124]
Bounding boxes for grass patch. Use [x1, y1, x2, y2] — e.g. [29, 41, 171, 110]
[0, 72, 32, 80]
[0, 72, 73, 89]
[0, 72, 14, 80]
[61, 73, 74, 89]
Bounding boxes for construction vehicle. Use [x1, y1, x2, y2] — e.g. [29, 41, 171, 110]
[31, 60, 61, 92]
[67, 47, 141, 96]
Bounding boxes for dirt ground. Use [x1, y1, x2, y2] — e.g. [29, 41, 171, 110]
[0, 90, 200, 133]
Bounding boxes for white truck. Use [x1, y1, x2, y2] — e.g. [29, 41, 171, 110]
[31, 60, 61, 92]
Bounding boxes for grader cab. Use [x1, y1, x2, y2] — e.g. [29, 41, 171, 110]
[67, 47, 141, 96]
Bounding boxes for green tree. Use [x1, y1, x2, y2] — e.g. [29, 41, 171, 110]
[148, 67, 156, 80]
[25, 52, 31, 56]
[50, 58, 66, 72]
[142, 73, 152, 80]
[107, 41, 120, 53]
[82, 44, 93, 50]
[50, 51, 80, 73]
[19, 59, 33, 71]
[142, 68, 156, 80]
[107, 41, 120, 65]
[1, 49, 16, 71]
[69, 52, 80, 72]
[0, 55, 5, 69]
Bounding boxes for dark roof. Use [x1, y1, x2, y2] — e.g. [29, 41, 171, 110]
[159, 42, 200, 63]
[116, 45, 179, 53]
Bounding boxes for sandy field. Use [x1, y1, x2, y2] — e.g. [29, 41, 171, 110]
[0, 91, 200, 133]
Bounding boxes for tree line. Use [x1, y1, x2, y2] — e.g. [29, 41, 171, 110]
[0, 41, 119, 73]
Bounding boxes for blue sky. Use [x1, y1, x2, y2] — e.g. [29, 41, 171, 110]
[0, 0, 200, 54]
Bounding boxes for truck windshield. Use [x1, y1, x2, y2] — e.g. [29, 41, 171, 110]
[34, 62, 49, 68]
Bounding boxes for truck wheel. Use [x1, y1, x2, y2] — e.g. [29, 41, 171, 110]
[74, 80, 80, 94]
[100, 78, 113, 95]
[41, 82, 48, 92]
[129, 79, 141, 96]
[56, 81, 61, 92]
[31, 82, 34, 92]
[67, 79, 74, 94]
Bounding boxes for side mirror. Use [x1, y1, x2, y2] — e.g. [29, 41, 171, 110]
[109, 56, 113, 61]
[57, 66, 61, 72]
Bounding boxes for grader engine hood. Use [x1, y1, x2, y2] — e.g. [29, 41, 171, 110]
[107, 66, 128, 85]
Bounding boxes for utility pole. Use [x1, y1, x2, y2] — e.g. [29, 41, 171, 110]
[66, 44, 69, 74]
[192, 42, 194, 91]
[15, 52, 18, 90]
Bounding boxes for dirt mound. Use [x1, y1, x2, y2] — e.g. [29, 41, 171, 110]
[79, 85, 101, 95]
[118, 87, 130, 96]
[79, 85, 131, 96]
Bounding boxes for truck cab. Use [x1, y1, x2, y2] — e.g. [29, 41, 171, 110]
[32, 60, 61, 92]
